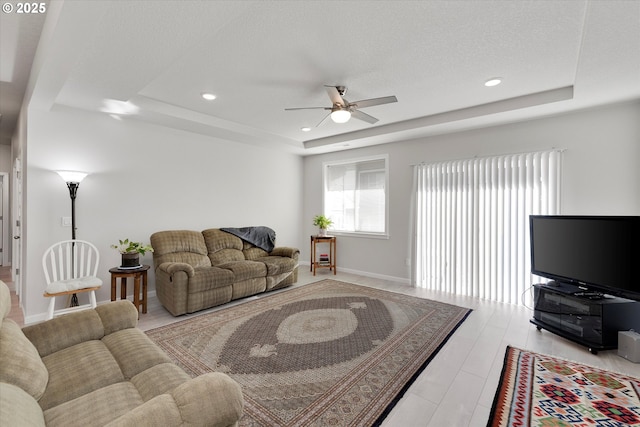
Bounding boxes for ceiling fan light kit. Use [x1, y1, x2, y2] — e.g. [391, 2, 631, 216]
[330, 108, 351, 123]
[285, 85, 398, 127]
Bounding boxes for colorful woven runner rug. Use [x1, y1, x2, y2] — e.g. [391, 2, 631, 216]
[488, 346, 640, 426]
[146, 279, 471, 426]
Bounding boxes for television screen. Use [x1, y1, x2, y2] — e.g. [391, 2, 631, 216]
[530, 215, 640, 300]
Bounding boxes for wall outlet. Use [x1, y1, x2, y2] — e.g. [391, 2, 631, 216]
[61, 217, 72, 227]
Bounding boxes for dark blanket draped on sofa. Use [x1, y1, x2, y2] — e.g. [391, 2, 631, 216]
[221, 226, 276, 252]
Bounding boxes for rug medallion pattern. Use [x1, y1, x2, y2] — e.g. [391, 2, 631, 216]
[146, 279, 471, 426]
[488, 346, 640, 427]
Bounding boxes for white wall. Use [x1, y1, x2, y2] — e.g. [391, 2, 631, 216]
[22, 100, 639, 321]
[0, 146, 10, 172]
[304, 101, 640, 282]
[24, 106, 303, 321]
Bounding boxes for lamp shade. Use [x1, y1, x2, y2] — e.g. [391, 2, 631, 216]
[330, 109, 351, 123]
[56, 170, 88, 183]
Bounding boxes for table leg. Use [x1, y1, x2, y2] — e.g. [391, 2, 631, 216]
[133, 274, 141, 314]
[333, 238, 337, 275]
[110, 275, 116, 301]
[120, 278, 127, 300]
[141, 271, 147, 314]
[312, 239, 317, 276]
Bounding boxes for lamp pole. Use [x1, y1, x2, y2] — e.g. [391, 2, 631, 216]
[56, 171, 88, 307]
[66, 181, 80, 240]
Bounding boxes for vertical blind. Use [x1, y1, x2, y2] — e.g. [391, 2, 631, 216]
[412, 150, 562, 306]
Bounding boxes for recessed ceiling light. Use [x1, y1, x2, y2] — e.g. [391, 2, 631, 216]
[201, 93, 217, 101]
[484, 78, 502, 87]
[301, 127, 311, 132]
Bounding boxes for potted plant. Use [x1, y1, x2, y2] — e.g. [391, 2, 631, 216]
[111, 239, 154, 268]
[313, 214, 333, 237]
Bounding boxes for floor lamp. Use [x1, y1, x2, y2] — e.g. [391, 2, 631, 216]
[56, 170, 88, 306]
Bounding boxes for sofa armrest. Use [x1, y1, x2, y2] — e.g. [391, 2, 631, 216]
[269, 246, 300, 259]
[158, 261, 195, 278]
[105, 373, 244, 427]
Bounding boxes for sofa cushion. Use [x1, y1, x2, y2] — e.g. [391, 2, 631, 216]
[202, 228, 245, 265]
[187, 286, 233, 313]
[256, 255, 298, 276]
[39, 340, 125, 410]
[243, 245, 269, 260]
[232, 277, 267, 300]
[0, 319, 49, 400]
[130, 363, 190, 402]
[218, 260, 267, 282]
[0, 383, 46, 427]
[187, 266, 235, 294]
[150, 230, 211, 269]
[44, 382, 144, 427]
[102, 328, 172, 379]
[105, 394, 183, 427]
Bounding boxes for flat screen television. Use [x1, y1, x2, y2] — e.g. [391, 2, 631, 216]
[530, 215, 640, 301]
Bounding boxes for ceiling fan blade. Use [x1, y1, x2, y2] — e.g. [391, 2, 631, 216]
[316, 112, 331, 127]
[350, 95, 398, 109]
[284, 107, 330, 111]
[351, 109, 379, 124]
[325, 85, 346, 106]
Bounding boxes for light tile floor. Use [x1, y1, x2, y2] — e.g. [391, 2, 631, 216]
[7, 266, 640, 426]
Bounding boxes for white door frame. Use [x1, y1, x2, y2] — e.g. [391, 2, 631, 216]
[11, 159, 22, 296]
[0, 172, 8, 266]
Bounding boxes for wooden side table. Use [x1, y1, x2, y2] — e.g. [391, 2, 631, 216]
[109, 265, 150, 315]
[310, 235, 336, 276]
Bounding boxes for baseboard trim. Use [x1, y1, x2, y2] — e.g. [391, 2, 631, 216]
[299, 261, 410, 285]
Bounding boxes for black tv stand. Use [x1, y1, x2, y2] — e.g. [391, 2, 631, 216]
[572, 290, 604, 300]
[531, 282, 640, 354]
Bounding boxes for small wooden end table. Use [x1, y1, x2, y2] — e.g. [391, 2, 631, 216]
[109, 264, 150, 315]
[310, 235, 336, 276]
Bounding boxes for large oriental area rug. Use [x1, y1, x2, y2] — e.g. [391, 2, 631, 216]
[488, 346, 640, 427]
[146, 279, 471, 426]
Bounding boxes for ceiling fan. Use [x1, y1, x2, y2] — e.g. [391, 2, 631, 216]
[285, 85, 397, 126]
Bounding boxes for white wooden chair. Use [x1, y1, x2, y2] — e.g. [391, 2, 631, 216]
[42, 240, 103, 320]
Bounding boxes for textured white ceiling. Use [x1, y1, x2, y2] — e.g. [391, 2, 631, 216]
[3, 1, 640, 154]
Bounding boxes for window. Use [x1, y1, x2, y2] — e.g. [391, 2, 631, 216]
[323, 155, 388, 236]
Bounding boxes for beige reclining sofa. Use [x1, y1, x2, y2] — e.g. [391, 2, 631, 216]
[0, 280, 243, 427]
[150, 227, 299, 316]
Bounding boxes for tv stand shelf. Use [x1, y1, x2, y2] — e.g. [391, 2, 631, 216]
[531, 282, 640, 354]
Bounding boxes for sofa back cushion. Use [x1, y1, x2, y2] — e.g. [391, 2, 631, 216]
[150, 230, 211, 269]
[241, 241, 270, 260]
[202, 229, 245, 266]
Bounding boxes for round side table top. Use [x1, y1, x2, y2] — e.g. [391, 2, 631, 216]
[109, 264, 151, 274]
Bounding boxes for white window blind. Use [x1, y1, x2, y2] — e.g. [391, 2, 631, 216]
[324, 156, 387, 235]
[412, 150, 562, 306]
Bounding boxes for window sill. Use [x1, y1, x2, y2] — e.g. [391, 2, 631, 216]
[330, 231, 390, 240]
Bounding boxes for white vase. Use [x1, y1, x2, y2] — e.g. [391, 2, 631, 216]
[318, 228, 327, 237]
